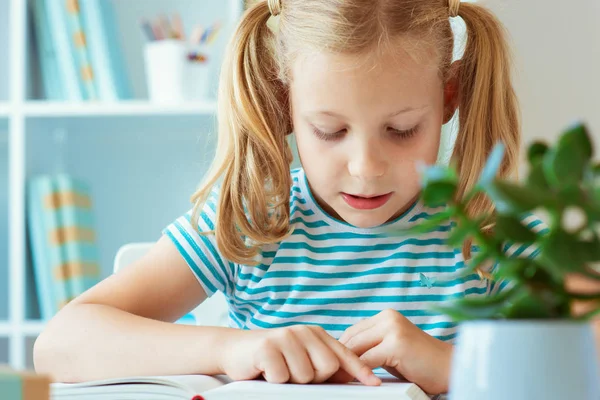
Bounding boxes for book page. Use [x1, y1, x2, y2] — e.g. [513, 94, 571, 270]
[52, 374, 229, 396]
[203, 379, 431, 400]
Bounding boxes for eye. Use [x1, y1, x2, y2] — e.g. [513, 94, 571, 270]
[388, 125, 419, 140]
[312, 126, 347, 141]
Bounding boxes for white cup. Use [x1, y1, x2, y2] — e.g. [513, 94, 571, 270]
[144, 40, 211, 103]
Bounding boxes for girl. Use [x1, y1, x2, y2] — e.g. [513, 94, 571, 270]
[34, 0, 537, 395]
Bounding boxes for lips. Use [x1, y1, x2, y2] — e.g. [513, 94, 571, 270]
[341, 192, 393, 210]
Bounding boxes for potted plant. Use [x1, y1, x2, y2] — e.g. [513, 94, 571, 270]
[413, 123, 600, 400]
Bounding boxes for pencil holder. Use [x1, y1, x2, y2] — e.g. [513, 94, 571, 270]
[144, 40, 211, 102]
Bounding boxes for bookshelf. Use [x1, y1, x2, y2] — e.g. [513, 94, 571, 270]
[0, 104, 9, 117]
[1, 0, 245, 369]
[22, 100, 218, 117]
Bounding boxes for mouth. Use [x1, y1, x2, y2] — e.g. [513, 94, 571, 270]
[341, 192, 393, 210]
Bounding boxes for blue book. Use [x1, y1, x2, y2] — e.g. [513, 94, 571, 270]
[80, 0, 132, 100]
[54, 175, 101, 299]
[27, 177, 71, 321]
[44, 0, 85, 100]
[65, 0, 99, 100]
[31, 0, 64, 100]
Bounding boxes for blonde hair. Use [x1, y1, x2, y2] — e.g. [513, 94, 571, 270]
[191, 0, 520, 265]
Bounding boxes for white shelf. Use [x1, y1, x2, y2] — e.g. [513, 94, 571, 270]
[0, 102, 9, 117]
[22, 100, 218, 118]
[22, 321, 45, 336]
[0, 322, 45, 337]
[0, 322, 10, 336]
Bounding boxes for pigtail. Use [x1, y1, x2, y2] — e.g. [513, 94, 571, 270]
[452, 2, 521, 260]
[190, 1, 293, 265]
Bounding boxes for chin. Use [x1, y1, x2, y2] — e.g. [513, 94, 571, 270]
[337, 210, 394, 229]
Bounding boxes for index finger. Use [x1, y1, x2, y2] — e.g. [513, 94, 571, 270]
[315, 329, 381, 386]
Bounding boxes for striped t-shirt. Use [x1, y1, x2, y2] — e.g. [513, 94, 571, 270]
[164, 168, 544, 342]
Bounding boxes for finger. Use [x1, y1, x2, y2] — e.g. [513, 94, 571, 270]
[281, 334, 315, 384]
[295, 329, 345, 383]
[340, 309, 397, 345]
[259, 348, 290, 384]
[315, 329, 381, 386]
[360, 344, 391, 371]
[326, 369, 355, 384]
[343, 323, 383, 357]
[339, 316, 378, 345]
[383, 367, 406, 381]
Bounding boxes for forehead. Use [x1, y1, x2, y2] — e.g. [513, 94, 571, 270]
[289, 42, 442, 112]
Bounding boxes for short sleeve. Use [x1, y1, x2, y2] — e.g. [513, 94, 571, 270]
[162, 189, 235, 297]
[488, 213, 549, 295]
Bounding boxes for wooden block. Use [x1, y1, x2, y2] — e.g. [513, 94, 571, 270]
[0, 366, 51, 400]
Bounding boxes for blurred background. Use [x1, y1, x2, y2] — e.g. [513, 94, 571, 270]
[0, 0, 598, 369]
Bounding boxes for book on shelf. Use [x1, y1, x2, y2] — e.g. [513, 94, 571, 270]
[79, 0, 132, 101]
[42, 0, 86, 100]
[51, 374, 434, 400]
[65, 0, 99, 100]
[27, 176, 71, 320]
[31, 0, 64, 100]
[32, 0, 131, 101]
[27, 175, 101, 320]
[54, 174, 101, 299]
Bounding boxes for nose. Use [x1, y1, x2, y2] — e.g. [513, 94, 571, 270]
[347, 139, 387, 179]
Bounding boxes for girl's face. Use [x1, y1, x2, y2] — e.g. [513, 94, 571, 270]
[291, 44, 457, 228]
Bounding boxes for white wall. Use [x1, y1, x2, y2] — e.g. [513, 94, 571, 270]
[484, 0, 600, 147]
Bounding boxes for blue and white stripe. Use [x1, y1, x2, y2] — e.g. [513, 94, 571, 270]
[164, 168, 544, 343]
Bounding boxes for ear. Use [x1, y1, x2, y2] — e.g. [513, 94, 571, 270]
[443, 61, 461, 124]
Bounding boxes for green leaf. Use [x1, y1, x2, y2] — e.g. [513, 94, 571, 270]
[495, 259, 559, 288]
[493, 259, 530, 283]
[431, 287, 518, 321]
[539, 229, 589, 278]
[557, 185, 584, 206]
[419, 165, 459, 206]
[576, 235, 600, 262]
[527, 141, 549, 164]
[543, 123, 593, 186]
[478, 143, 505, 188]
[592, 162, 600, 178]
[526, 162, 551, 191]
[400, 209, 454, 235]
[422, 182, 457, 206]
[485, 180, 548, 214]
[495, 214, 537, 243]
[447, 221, 474, 247]
[503, 288, 566, 319]
[467, 249, 491, 272]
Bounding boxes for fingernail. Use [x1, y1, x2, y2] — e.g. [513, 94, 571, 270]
[369, 374, 381, 386]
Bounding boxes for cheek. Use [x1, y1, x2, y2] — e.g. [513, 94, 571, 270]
[296, 128, 334, 161]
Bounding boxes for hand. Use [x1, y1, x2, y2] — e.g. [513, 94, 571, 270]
[218, 325, 381, 386]
[339, 309, 453, 395]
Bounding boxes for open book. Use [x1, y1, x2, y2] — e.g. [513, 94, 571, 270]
[51, 374, 436, 399]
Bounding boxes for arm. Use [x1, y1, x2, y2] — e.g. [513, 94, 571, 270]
[34, 235, 379, 386]
[33, 235, 235, 382]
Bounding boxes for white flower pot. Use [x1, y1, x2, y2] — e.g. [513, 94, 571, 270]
[449, 321, 600, 400]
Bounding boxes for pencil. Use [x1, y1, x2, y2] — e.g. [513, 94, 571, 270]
[200, 26, 212, 44]
[140, 19, 156, 41]
[206, 22, 222, 44]
[190, 24, 204, 45]
[151, 19, 165, 40]
[158, 14, 175, 39]
[172, 13, 186, 40]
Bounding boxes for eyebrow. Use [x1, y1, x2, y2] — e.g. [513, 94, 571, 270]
[308, 105, 429, 119]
